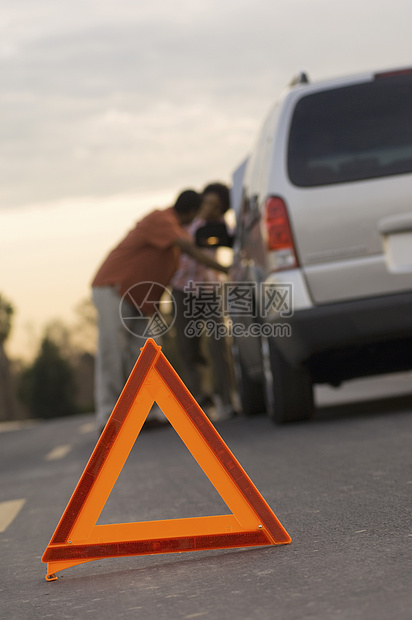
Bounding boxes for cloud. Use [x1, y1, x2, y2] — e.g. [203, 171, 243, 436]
[1, 0, 412, 208]
[2, 0, 412, 360]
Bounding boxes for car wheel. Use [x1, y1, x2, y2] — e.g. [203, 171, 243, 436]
[261, 336, 314, 423]
[232, 338, 265, 416]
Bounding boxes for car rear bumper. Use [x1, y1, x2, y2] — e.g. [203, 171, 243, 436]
[271, 290, 412, 368]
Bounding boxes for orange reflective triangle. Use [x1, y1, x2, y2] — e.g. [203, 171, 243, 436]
[42, 339, 291, 581]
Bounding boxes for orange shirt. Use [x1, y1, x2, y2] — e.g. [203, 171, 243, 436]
[92, 207, 189, 313]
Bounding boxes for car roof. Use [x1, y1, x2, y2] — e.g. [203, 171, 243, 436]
[286, 65, 412, 96]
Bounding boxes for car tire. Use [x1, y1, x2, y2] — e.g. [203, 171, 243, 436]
[261, 336, 314, 423]
[232, 338, 265, 416]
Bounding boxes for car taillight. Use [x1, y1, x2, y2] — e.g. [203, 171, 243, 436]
[264, 196, 298, 270]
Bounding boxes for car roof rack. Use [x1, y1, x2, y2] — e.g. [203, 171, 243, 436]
[289, 71, 310, 86]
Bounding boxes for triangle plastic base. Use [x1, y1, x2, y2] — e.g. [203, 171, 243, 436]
[42, 339, 290, 580]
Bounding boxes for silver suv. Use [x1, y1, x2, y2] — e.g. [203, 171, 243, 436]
[229, 66, 412, 423]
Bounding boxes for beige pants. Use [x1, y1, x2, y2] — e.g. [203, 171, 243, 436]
[92, 286, 151, 428]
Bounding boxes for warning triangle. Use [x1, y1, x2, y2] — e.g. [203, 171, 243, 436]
[42, 339, 290, 581]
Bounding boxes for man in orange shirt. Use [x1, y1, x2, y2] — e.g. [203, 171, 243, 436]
[91, 189, 228, 430]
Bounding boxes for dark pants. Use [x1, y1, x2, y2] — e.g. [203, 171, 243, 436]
[172, 288, 233, 406]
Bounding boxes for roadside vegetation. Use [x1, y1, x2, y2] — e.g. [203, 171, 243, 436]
[0, 293, 96, 421]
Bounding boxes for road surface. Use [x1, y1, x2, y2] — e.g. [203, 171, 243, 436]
[1, 374, 411, 619]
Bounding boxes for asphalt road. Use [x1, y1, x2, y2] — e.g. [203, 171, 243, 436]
[1, 375, 412, 620]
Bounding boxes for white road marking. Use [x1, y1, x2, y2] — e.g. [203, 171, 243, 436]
[0, 499, 26, 533]
[45, 444, 72, 461]
[78, 422, 96, 434]
[0, 421, 37, 433]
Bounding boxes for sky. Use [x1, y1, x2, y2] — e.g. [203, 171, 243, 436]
[1, 0, 411, 359]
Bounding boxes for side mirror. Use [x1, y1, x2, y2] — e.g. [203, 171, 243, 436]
[195, 222, 234, 248]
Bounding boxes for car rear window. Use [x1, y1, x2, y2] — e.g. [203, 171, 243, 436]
[288, 73, 412, 187]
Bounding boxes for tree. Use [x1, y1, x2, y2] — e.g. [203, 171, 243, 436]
[0, 293, 13, 342]
[0, 293, 24, 421]
[18, 336, 77, 419]
[17, 298, 98, 418]
[73, 297, 97, 355]
[44, 303, 97, 412]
